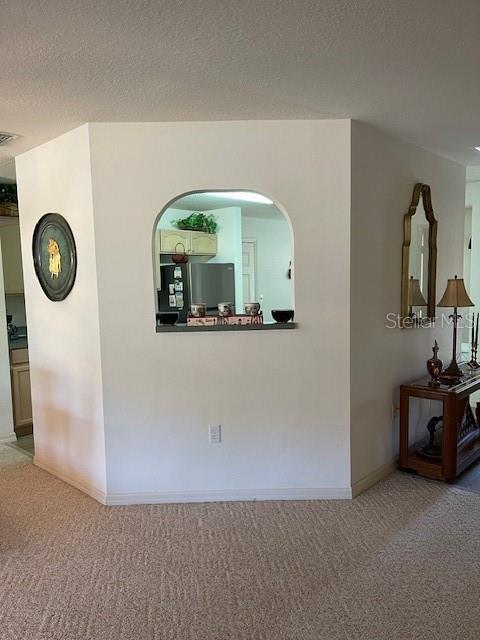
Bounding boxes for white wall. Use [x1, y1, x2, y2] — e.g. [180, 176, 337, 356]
[157, 207, 191, 230]
[14, 119, 468, 503]
[350, 121, 466, 488]
[87, 120, 352, 500]
[0, 244, 15, 443]
[241, 215, 293, 321]
[15, 125, 107, 499]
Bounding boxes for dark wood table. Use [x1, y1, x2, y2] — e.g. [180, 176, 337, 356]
[400, 368, 480, 481]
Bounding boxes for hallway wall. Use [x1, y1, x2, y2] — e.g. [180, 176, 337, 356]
[350, 121, 466, 490]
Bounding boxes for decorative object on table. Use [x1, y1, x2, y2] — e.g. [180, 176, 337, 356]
[0, 184, 18, 217]
[244, 302, 261, 316]
[426, 340, 443, 386]
[418, 416, 443, 459]
[187, 313, 264, 327]
[156, 312, 179, 326]
[271, 309, 294, 323]
[401, 183, 437, 324]
[187, 316, 217, 327]
[468, 312, 480, 369]
[171, 242, 188, 264]
[217, 302, 233, 317]
[437, 275, 474, 382]
[190, 303, 206, 317]
[173, 212, 218, 234]
[407, 276, 427, 323]
[32, 213, 77, 301]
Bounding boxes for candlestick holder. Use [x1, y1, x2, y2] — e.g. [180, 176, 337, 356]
[468, 344, 480, 369]
[468, 311, 480, 369]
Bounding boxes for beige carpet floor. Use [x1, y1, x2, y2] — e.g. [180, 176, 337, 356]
[1, 445, 480, 640]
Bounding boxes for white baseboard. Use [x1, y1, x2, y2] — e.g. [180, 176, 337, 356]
[105, 486, 352, 506]
[0, 432, 17, 444]
[351, 460, 397, 498]
[32, 456, 353, 506]
[33, 456, 107, 505]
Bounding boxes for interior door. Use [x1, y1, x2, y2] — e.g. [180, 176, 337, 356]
[242, 241, 257, 303]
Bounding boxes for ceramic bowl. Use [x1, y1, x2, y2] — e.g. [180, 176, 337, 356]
[156, 312, 179, 326]
[271, 309, 294, 323]
[218, 302, 233, 317]
[190, 303, 206, 318]
[244, 302, 261, 316]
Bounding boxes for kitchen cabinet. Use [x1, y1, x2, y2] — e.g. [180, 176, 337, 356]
[159, 229, 217, 256]
[10, 348, 32, 437]
[190, 231, 217, 255]
[160, 229, 191, 254]
[0, 221, 24, 294]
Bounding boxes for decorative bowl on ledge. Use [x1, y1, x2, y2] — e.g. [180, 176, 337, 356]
[156, 312, 179, 326]
[271, 309, 294, 323]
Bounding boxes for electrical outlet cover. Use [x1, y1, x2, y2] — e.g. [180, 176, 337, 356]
[209, 424, 221, 444]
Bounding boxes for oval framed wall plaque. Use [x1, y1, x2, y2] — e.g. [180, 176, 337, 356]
[32, 213, 77, 301]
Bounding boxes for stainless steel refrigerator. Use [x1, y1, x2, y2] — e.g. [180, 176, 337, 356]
[158, 262, 235, 322]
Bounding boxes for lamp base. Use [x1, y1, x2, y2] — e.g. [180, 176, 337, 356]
[439, 360, 463, 383]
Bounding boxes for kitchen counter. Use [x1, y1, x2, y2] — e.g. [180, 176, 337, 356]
[156, 322, 297, 333]
[8, 326, 28, 350]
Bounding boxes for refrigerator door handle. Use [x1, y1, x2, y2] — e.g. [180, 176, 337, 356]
[187, 262, 193, 315]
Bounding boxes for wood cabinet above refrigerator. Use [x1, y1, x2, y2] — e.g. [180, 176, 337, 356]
[158, 229, 217, 256]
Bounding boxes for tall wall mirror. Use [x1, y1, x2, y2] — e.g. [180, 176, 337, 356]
[401, 183, 437, 325]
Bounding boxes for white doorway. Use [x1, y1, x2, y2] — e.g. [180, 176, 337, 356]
[242, 240, 257, 304]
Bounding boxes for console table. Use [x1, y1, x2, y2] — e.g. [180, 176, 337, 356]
[399, 369, 480, 481]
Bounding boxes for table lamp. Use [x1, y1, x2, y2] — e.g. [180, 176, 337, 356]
[437, 275, 474, 381]
[408, 276, 427, 321]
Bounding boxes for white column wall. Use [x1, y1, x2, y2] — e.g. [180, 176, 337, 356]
[15, 125, 107, 499]
[88, 120, 352, 501]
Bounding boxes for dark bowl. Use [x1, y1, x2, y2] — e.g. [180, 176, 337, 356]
[156, 312, 179, 326]
[271, 309, 294, 323]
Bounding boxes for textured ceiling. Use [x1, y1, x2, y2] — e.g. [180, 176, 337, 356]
[2, 0, 480, 174]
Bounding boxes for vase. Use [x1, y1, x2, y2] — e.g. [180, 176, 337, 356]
[427, 340, 443, 386]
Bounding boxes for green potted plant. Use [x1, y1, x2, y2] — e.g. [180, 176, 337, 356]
[173, 212, 218, 234]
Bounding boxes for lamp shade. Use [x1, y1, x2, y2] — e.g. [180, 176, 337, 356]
[408, 276, 427, 306]
[437, 275, 474, 308]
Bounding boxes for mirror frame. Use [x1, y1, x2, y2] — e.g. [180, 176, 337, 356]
[401, 183, 437, 324]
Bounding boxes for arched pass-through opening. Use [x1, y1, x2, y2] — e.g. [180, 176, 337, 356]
[152, 190, 296, 332]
